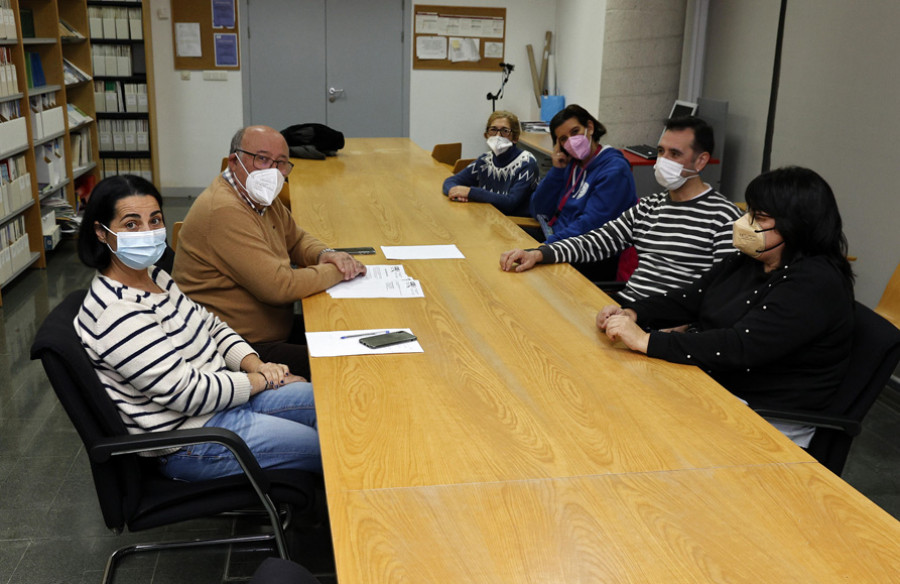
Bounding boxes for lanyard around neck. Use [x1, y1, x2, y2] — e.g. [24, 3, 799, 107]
[548, 145, 602, 226]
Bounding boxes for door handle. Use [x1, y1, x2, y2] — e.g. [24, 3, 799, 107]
[328, 87, 344, 102]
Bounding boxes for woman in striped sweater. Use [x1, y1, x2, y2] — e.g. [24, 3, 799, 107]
[74, 175, 320, 481]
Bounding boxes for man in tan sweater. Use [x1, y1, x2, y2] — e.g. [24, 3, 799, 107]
[173, 125, 365, 378]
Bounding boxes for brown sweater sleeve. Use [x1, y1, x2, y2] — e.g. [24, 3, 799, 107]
[205, 199, 343, 305]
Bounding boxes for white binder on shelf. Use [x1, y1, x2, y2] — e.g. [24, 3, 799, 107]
[112, 120, 125, 151]
[98, 119, 113, 151]
[115, 13, 129, 40]
[136, 120, 148, 151]
[105, 49, 118, 77]
[92, 47, 106, 75]
[117, 47, 131, 77]
[129, 8, 143, 40]
[102, 15, 116, 39]
[124, 120, 136, 151]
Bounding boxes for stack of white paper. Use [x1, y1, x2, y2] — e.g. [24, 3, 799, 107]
[327, 265, 424, 299]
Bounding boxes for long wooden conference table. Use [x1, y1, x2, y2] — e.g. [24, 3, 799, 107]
[292, 138, 900, 582]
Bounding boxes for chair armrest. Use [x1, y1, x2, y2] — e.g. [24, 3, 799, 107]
[90, 427, 270, 489]
[509, 216, 540, 228]
[592, 281, 627, 294]
[752, 408, 862, 436]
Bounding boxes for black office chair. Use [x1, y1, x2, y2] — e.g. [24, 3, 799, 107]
[30, 290, 320, 584]
[754, 301, 900, 476]
[250, 557, 321, 584]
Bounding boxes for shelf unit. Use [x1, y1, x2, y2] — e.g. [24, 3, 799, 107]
[87, 0, 158, 185]
[0, 0, 157, 306]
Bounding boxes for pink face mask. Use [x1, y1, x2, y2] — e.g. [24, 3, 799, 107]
[563, 128, 592, 160]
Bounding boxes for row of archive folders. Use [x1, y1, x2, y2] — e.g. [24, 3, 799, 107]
[0, 47, 19, 97]
[0, 154, 31, 217]
[101, 158, 152, 184]
[0, 1, 15, 41]
[94, 81, 148, 113]
[0, 214, 32, 284]
[98, 118, 149, 152]
[88, 5, 142, 40]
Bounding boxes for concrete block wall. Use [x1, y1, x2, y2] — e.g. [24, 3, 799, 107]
[598, 0, 687, 147]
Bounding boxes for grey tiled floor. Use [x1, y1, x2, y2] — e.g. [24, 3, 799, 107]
[1, 198, 898, 583]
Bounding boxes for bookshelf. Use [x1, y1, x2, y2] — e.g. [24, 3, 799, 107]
[87, 0, 157, 186]
[0, 0, 157, 306]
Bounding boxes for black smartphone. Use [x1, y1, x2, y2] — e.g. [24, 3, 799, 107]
[334, 247, 376, 255]
[359, 331, 417, 349]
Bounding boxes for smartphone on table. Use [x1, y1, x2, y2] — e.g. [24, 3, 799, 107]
[359, 331, 417, 349]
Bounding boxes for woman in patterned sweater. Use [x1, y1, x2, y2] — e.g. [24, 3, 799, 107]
[442, 110, 539, 216]
[74, 175, 320, 481]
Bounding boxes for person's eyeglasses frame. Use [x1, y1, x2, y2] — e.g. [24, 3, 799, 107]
[486, 126, 513, 137]
[235, 148, 295, 175]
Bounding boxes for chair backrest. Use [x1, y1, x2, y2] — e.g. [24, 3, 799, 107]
[875, 260, 900, 330]
[30, 290, 145, 531]
[171, 221, 184, 251]
[807, 301, 900, 474]
[451, 158, 475, 174]
[431, 142, 461, 166]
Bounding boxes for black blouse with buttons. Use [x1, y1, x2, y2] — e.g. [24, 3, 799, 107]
[622, 253, 854, 412]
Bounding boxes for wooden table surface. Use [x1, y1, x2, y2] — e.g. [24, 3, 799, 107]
[292, 138, 900, 583]
[330, 463, 900, 583]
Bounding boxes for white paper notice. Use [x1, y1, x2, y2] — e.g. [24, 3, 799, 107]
[306, 329, 424, 357]
[415, 13, 441, 34]
[175, 23, 202, 57]
[484, 41, 504, 59]
[449, 37, 480, 62]
[416, 36, 447, 60]
[381, 245, 465, 260]
[327, 265, 424, 299]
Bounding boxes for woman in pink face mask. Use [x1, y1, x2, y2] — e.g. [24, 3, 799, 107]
[528, 104, 637, 280]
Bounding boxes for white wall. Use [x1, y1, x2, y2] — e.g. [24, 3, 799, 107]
[408, 0, 558, 160]
[149, 0, 243, 195]
[771, 0, 900, 305]
[554, 0, 606, 116]
[701, 0, 779, 201]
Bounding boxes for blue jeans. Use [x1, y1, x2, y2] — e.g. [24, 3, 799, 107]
[159, 382, 321, 481]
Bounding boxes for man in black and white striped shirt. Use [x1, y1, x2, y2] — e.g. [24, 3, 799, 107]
[501, 117, 742, 302]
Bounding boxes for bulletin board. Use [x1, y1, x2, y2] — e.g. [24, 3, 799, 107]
[170, 0, 240, 70]
[413, 5, 506, 71]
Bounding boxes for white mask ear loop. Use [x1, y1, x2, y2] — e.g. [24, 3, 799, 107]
[233, 152, 252, 190]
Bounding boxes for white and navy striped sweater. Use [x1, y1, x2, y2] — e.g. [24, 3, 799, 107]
[75, 267, 255, 438]
[541, 189, 742, 301]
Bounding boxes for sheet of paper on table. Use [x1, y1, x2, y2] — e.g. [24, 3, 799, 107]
[306, 329, 424, 357]
[381, 245, 465, 260]
[327, 265, 424, 298]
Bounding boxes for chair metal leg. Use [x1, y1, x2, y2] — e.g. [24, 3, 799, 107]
[101, 531, 285, 584]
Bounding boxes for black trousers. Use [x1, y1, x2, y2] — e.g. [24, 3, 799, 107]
[250, 314, 311, 380]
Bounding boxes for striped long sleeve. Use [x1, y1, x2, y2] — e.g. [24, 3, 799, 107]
[541, 189, 742, 301]
[76, 267, 255, 436]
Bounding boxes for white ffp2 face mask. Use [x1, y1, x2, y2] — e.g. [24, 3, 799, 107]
[486, 135, 513, 156]
[236, 155, 285, 206]
[653, 156, 698, 191]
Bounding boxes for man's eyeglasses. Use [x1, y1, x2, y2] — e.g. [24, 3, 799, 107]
[236, 149, 295, 175]
[487, 126, 513, 137]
